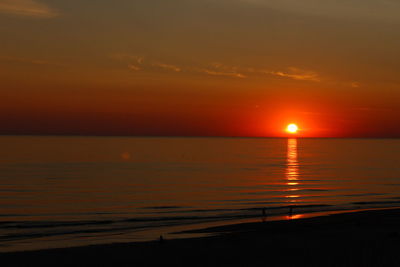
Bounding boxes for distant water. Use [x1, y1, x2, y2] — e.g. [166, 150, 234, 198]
[1, 136, 400, 252]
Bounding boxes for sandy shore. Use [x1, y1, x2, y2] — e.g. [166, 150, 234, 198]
[2, 208, 400, 266]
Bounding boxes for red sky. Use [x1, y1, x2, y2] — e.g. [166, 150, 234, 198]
[1, 0, 400, 137]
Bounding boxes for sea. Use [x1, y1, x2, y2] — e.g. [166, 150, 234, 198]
[1, 136, 400, 252]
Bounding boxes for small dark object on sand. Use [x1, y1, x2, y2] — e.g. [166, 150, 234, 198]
[159, 235, 164, 243]
[262, 208, 267, 222]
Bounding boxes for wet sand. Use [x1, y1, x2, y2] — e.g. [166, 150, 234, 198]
[2, 208, 400, 266]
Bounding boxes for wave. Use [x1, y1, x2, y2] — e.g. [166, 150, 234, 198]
[353, 200, 400, 205]
[2, 200, 400, 252]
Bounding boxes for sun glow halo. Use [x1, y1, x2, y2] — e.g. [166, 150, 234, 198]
[286, 123, 298, 134]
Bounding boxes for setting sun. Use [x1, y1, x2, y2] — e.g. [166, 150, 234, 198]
[286, 123, 298, 134]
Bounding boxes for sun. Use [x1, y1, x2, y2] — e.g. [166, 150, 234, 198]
[286, 123, 298, 134]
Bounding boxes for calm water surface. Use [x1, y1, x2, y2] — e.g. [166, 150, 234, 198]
[1, 137, 400, 251]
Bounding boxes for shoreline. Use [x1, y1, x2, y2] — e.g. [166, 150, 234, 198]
[2, 207, 400, 266]
[0, 205, 394, 253]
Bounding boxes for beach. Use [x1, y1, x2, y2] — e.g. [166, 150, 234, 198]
[2, 208, 400, 266]
[2, 0, 400, 264]
[2, 137, 400, 252]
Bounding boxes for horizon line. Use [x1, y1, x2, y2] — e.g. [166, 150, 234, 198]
[0, 134, 399, 139]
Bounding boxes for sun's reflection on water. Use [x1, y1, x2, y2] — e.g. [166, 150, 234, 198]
[286, 138, 300, 203]
[284, 214, 304, 220]
[286, 138, 298, 180]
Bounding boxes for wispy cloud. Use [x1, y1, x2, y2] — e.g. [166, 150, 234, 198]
[128, 64, 141, 71]
[0, 0, 58, 18]
[153, 63, 181, 72]
[200, 69, 246, 78]
[264, 67, 320, 82]
[112, 54, 324, 81]
[112, 54, 182, 73]
[205, 64, 320, 81]
[199, 62, 246, 78]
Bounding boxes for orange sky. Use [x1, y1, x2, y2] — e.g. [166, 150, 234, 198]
[1, 0, 400, 137]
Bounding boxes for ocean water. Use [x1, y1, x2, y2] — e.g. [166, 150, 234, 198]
[1, 136, 400, 252]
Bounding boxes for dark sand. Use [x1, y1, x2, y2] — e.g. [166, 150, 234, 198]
[2, 208, 400, 266]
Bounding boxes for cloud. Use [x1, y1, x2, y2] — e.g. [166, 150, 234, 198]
[200, 69, 246, 78]
[113, 54, 182, 73]
[264, 67, 320, 82]
[153, 63, 181, 72]
[128, 64, 141, 71]
[0, 0, 58, 18]
[113, 54, 324, 81]
[199, 62, 246, 78]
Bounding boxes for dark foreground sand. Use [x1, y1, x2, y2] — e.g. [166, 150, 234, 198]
[2, 208, 400, 267]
